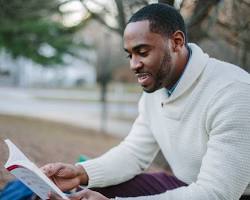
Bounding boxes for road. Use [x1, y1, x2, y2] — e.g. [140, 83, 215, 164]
[0, 87, 141, 137]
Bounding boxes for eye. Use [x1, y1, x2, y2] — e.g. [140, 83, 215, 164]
[126, 54, 132, 59]
[139, 51, 148, 57]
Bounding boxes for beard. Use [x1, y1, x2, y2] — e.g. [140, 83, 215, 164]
[143, 50, 172, 93]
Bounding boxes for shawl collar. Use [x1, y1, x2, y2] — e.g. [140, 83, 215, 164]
[156, 43, 209, 103]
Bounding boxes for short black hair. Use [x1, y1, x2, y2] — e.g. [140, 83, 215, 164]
[127, 3, 187, 43]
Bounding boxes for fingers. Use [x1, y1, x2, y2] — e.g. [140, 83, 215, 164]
[56, 164, 78, 178]
[49, 192, 81, 200]
[68, 189, 91, 199]
[68, 189, 108, 200]
[51, 176, 81, 192]
[41, 163, 65, 177]
[50, 189, 108, 200]
[42, 163, 80, 179]
[49, 190, 89, 200]
[41, 163, 75, 178]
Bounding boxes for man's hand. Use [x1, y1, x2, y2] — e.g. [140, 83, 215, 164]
[50, 189, 110, 200]
[41, 163, 88, 191]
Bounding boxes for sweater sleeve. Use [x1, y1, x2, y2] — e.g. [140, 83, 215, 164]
[77, 94, 160, 188]
[116, 82, 250, 200]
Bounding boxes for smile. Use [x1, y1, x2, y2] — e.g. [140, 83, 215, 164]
[136, 72, 152, 86]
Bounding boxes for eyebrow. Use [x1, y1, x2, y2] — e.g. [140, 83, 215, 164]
[124, 44, 151, 53]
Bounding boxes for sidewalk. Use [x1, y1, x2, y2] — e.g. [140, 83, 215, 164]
[0, 87, 140, 137]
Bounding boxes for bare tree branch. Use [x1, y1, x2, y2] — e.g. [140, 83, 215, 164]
[242, 0, 250, 6]
[114, 0, 126, 33]
[185, 0, 221, 42]
[80, 0, 121, 34]
[187, 0, 221, 28]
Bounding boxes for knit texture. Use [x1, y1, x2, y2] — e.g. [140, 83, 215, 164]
[79, 44, 250, 200]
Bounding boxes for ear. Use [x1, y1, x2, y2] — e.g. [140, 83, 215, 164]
[170, 31, 185, 52]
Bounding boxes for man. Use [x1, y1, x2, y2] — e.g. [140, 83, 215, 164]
[42, 3, 250, 200]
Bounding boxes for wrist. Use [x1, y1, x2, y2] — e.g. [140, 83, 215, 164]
[75, 164, 89, 185]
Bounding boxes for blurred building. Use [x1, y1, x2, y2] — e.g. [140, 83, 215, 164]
[0, 48, 96, 88]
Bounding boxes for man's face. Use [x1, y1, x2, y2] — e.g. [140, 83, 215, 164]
[124, 20, 174, 93]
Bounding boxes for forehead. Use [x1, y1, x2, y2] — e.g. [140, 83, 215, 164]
[123, 20, 165, 50]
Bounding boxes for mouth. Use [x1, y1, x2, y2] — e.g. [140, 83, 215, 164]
[136, 72, 152, 86]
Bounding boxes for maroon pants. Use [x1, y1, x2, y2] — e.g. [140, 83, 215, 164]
[91, 172, 186, 198]
[91, 172, 250, 199]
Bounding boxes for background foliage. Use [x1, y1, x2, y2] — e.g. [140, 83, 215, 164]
[0, 0, 90, 65]
[0, 0, 249, 70]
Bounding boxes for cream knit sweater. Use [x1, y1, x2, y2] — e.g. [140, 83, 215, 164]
[79, 44, 250, 200]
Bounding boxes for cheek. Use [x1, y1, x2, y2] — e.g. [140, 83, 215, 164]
[144, 54, 163, 71]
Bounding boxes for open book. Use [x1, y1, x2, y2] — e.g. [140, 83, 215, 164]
[4, 139, 69, 200]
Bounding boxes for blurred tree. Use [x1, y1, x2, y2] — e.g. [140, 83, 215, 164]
[0, 0, 91, 66]
[181, 0, 250, 71]
[78, 0, 220, 39]
[184, 0, 221, 42]
[79, 0, 150, 117]
[80, 0, 149, 36]
[78, 0, 150, 134]
[215, 0, 250, 71]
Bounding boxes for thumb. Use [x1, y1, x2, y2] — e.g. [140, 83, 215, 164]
[68, 189, 91, 199]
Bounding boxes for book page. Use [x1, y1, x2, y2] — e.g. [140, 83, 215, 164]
[4, 139, 69, 200]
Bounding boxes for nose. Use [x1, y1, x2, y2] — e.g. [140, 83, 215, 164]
[130, 56, 143, 72]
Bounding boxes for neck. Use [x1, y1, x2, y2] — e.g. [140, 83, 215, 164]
[179, 45, 190, 72]
[166, 45, 189, 90]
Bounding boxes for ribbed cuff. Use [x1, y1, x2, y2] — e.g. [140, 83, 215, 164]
[76, 159, 105, 188]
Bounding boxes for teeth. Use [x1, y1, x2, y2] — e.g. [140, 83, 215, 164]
[136, 73, 149, 78]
